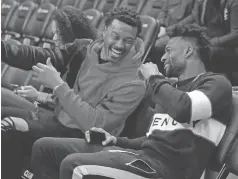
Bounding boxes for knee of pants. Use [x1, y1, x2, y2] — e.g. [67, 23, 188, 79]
[60, 154, 84, 179]
[31, 137, 54, 163]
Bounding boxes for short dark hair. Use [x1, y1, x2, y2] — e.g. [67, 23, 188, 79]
[104, 7, 142, 36]
[170, 24, 211, 70]
[54, 6, 97, 43]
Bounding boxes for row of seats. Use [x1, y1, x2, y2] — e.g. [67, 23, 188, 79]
[2, 0, 166, 18]
[1, 0, 160, 49]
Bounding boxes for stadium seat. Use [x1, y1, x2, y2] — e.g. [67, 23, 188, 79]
[83, 9, 103, 28]
[40, 18, 54, 48]
[41, 0, 62, 7]
[1, 0, 19, 32]
[22, 3, 56, 46]
[119, 0, 146, 13]
[139, 15, 159, 60]
[141, 0, 165, 18]
[59, 0, 81, 8]
[96, 0, 122, 14]
[210, 94, 238, 179]
[3, 1, 38, 41]
[78, 0, 100, 11]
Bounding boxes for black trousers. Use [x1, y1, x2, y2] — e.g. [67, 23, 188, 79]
[1, 107, 84, 179]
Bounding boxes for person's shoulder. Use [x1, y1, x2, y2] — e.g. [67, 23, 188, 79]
[199, 72, 232, 92]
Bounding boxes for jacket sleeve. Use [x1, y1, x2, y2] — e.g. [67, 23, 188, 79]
[115, 136, 147, 150]
[1, 40, 78, 73]
[210, 1, 238, 47]
[54, 81, 146, 133]
[149, 74, 232, 124]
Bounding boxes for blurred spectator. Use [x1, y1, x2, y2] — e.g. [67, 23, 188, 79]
[149, 0, 200, 73]
[197, 0, 238, 85]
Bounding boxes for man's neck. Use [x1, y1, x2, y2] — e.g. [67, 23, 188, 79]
[178, 60, 207, 81]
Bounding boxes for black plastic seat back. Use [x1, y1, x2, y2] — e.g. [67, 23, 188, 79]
[41, 0, 62, 7]
[141, 0, 165, 18]
[22, 3, 56, 45]
[1, 0, 19, 31]
[78, 0, 100, 11]
[83, 8, 103, 28]
[96, 0, 122, 14]
[59, 0, 81, 8]
[5, 1, 38, 38]
[119, 0, 145, 13]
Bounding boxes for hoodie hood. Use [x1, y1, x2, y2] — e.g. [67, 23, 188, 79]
[86, 37, 145, 73]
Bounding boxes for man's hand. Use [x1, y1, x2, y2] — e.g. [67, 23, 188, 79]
[138, 62, 161, 80]
[85, 127, 117, 146]
[16, 85, 39, 101]
[158, 26, 166, 38]
[32, 58, 64, 89]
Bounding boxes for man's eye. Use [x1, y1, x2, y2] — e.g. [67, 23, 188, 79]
[124, 40, 133, 44]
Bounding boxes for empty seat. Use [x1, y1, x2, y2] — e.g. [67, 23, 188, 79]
[22, 3, 56, 46]
[119, 0, 145, 13]
[59, 0, 81, 8]
[41, 0, 62, 7]
[96, 0, 122, 14]
[78, 0, 100, 11]
[1, 0, 19, 32]
[83, 8, 103, 28]
[141, 0, 165, 18]
[3, 1, 38, 40]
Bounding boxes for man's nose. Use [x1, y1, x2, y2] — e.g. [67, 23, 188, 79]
[161, 53, 167, 63]
[115, 40, 124, 49]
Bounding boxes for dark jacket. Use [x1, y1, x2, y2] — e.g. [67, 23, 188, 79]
[198, 0, 238, 47]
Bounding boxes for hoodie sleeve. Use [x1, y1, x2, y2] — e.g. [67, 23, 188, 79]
[54, 81, 146, 134]
[1, 40, 81, 73]
[210, 0, 238, 47]
[149, 74, 232, 124]
[115, 136, 147, 150]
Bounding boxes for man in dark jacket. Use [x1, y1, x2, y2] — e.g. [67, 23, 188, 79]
[1, 7, 146, 179]
[30, 24, 232, 179]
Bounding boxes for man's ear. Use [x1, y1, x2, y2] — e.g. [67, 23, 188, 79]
[184, 44, 193, 59]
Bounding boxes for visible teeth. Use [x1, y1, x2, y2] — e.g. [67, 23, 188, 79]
[112, 48, 122, 55]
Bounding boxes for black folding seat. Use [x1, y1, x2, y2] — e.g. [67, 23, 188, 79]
[119, 0, 145, 13]
[141, 0, 165, 18]
[41, 0, 62, 7]
[139, 15, 159, 56]
[3, 1, 38, 41]
[78, 0, 100, 11]
[1, 0, 19, 32]
[21, 3, 56, 46]
[83, 8, 103, 28]
[59, 0, 81, 8]
[39, 18, 54, 48]
[96, 0, 122, 14]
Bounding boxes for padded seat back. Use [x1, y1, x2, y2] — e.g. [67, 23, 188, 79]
[6, 1, 38, 35]
[141, 0, 165, 18]
[22, 3, 56, 45]
[119, 0, 145, 13]
[78, 0, 100, 11]
[226, 137, 238, 176]
[1, 0, 19, 31]
[41, 0, 62, 7]
[59, 0, 80, 8]
[138, 15, 158, 52]
[96, 0, 121, 14]
[208, 94, 238, 172]
[83, 9, 103, 28]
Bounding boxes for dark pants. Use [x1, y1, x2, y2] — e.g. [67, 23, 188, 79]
[31, 138, 171, 179]
[1, 107, 84, 179]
